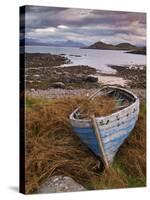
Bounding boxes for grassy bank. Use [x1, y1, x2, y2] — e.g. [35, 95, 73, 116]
[25, 96, 146, 193]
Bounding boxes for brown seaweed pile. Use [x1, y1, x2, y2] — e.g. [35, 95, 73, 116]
[78, 96, 116, 118]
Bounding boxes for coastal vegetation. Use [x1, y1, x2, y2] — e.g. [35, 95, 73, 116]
[25, 96, 146, 193]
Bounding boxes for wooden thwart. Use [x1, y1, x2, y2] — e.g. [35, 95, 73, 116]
[91, 115, 109, 169]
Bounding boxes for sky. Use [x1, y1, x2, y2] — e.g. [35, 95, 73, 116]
[21, 5, 146, 46]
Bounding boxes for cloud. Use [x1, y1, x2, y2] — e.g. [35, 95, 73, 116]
[57, 25, 69, 29]
[21, 5, 146, 46]
[35, 27, 57, 33]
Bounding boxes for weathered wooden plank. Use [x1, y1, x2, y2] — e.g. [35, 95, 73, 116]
[96, 103, 139, 125]
[70, 108, 138, 131]
[103, 128, 130, 144]
[98, 112, 138, 132]
[91, 115, 110, 168]
[70, 99, 139, 129]
[100, 115, 137, 137]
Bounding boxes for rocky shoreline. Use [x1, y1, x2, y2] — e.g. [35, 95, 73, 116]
[126, 48, 146, 55]
[25, 53, 71, 68]
[108, 65, 146, 89]
[25, 53, 146, 91]
[25, 53, 100, 89]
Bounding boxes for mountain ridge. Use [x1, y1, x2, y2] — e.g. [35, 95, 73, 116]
[21, 38, 85, 48]
[83, 41, 138, 50]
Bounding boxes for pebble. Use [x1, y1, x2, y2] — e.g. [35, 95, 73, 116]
[26, 88, 146, 100]
[26, 88, 97, 99]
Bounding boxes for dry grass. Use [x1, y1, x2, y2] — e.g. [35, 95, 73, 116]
[116, 101, 146, 182]
[78, 96, 116, 118]
[25, 96, 146, 193]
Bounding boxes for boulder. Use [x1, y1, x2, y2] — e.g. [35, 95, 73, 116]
[62, 71, 70, 76]
[36, 176, 86, 193]
[52, 82, 65, 89]
[60, 74, 83, 84]
[85, 75, 98, 82]
[34, 74, 40, 78]
[30, 88, 36, 92]
[67, 86, 74, 90]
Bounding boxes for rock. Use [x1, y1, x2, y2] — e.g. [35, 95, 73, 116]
[85, 75, 98, 82]
[30, 88, 35, 92]
[62, 71, 70, 76]
[69, 54, 81, 57]
[60, 75, 83, 84]
[67, 86, 74, 90]
[52, 70, 57, 74]
[27, 80, 33, 83]
[34, 74, 40, 78]
[36, 176, 86, 193]
[52, 82, 65, 89]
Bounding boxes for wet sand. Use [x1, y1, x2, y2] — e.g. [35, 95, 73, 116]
[97, 75, 128, 86]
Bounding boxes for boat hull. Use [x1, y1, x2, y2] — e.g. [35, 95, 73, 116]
[70, 87, 140, 164]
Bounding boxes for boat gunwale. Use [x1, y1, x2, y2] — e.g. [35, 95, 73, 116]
[69, 86, 139, 124]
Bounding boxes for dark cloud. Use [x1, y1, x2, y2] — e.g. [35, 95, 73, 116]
[26, 5, 68, 13]
[24, 6, 146, 29]
[25, 6, 70, 29]
[22, 5, 146, 46]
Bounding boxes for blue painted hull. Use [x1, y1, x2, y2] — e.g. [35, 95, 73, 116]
[73, 118, 136, 162]
[73, 117, 135, 157]
[69, 86, 140, 164]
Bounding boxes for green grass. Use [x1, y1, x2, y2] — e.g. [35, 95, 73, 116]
[25, 96, 52, 108]
[112, 157, 146, 188]
[127, 176, 146, 187]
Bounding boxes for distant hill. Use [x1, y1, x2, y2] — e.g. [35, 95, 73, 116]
[21, 38, 85, 48]
[52, 40, 85, 48]
[115, 43, 137, 50]
[126, 47, 146, 55]
[83, 41, 138, 50]
[84, 41, 114, 50]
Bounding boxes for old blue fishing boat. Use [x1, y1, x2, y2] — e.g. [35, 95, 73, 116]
[69, 86, 140, 167]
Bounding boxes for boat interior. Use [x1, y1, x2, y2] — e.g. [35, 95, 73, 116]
[74, 87, 136, 119]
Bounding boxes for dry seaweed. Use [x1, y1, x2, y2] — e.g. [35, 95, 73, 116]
[25, 96, 146, 193]
[78, 96, 116, 118]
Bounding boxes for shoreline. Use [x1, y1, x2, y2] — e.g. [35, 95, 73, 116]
[25, 53, 146, 90]
[96, 74, 128, 87]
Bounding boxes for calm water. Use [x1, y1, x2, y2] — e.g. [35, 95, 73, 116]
[25, 46, 146, 74]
